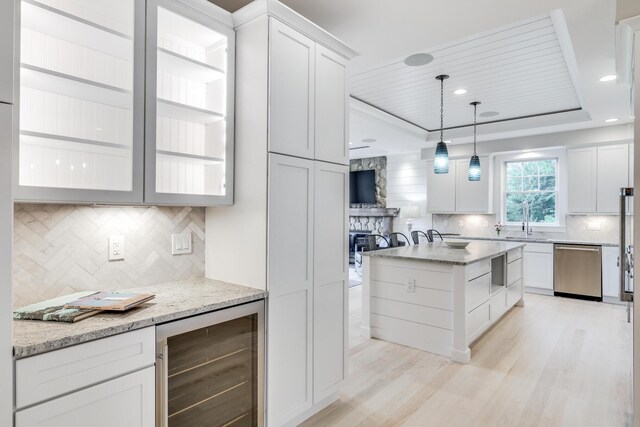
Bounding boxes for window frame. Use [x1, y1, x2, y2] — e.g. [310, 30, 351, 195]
[497, 149, 567, 231]
[504, 157, 559, 226]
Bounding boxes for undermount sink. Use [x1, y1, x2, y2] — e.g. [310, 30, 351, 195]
[505, 236, 549, 242]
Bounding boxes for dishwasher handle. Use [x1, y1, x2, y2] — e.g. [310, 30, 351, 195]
[555, 246, 600, 252]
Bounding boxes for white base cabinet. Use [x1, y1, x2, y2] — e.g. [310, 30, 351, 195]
[15, 367, 155, 427]
[523, 243, 554, 291]
[602, 246, 620, 298]
[14, 327, 156, 426]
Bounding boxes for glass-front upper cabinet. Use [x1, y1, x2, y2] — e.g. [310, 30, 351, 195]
[145, 0, 235, 206]
[16, 0, 144, 203]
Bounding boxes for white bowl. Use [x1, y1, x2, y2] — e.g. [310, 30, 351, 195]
[445, 240, 470, 249]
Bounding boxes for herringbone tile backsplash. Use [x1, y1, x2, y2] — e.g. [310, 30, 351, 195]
[13, 204, 206, 308]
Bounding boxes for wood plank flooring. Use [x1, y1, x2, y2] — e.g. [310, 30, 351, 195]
[302, 287, 632, 427]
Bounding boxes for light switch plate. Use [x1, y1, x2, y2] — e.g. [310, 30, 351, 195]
[458, 220, 464, 227]
[108, 236, 125, 261]
[172, 233, 192, 255]
[587, 222, 601, 231]
[482, 220, 489, 228]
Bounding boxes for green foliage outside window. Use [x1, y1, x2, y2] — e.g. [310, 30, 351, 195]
[505, 159, 557, 224]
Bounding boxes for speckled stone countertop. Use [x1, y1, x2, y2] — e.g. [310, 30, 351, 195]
[13, 278, 267, 359]
[363, 241, 525, 265]
[445, 235, 619, 247]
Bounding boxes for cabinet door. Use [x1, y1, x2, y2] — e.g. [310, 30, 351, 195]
[313, 161, 348, 403]
[315, 45, 348, 165]
[16, 0, 144, 203]
[602, 246, 620, 298]
[269, 18, 315, 159]
[145, 0, 235, 206]
[15, 367, 155, 427]
[455, 157, 491, 213]
[267, 153, 314, 426]
[523, 250, 553, 290]
[426, 159, 456, 212]
[597, 144, 629, 213]
[567, 147, 597, 213]
[0, 0, 13, 104]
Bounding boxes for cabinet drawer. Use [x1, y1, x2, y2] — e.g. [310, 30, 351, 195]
[466, 259, 491, 282]
[466, 273, 490, 311]
[466, 300, 490, 343]
[507, 280, 523, 307]
[16, 327, 155, 409]
[490, 290, 508, 320]
[15, 366, 155, 427]
[507, 258, 523, 285]
[507, 248, 523, 263]
[524, 243, 553, 254]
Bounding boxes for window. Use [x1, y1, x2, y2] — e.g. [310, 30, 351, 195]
[505, 159, 558, 224]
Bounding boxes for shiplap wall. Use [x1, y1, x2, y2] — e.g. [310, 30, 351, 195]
[385, 153, 432, 236]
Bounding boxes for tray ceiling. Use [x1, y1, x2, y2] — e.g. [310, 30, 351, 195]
[350, 14, 583, 132]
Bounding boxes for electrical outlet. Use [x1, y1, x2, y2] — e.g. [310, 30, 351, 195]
[108, 236, 125, 261]
[172, 233, 192, 255]
[587, 222, 601, 231]
[406, 279, 416, 293]
[458, 220, 464, 227]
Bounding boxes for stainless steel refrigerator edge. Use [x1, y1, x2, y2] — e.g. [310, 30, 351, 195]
[620, 187, 634, 322]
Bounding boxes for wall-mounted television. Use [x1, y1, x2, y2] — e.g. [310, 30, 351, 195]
[350, 170, 376, 204]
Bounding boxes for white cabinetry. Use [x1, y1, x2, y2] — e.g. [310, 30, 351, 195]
[313, 161, 348, 402]
[15, 367, 155, 427]
[267, 154, 315, 422]
[145, 0, 235, 205]
[315, 45, 348, 164]
[206, 5, 356, 426]
[602, 246, 620, 298]
[15, 327, 155, 426]
[523, 243, 554, 291]
[597, 144, 629, 213]
[455, 157, 493, 213]
[567, 147, 597, 213]
[268, 18, 314, 160]
[0, 0, 13, 104]
[268, 18, 349, 165]
[426, 159, 456, 212]
[427, 157, 493, 213]
[16, 0, 235, 205]
[568, 144, 632, 214]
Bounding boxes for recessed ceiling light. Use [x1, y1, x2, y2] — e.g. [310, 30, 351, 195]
[479, 111, 499, 118]
[404, 53, 434, 67]
[444, 140, 452, 143]
[349, 141, 352, 145]
[605, 118, 619, 123]
[453, 89, 467, 95]
[599, 75, 616, 82]
[362, 138, 376, 143]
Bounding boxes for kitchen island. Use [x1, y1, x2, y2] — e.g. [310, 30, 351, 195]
[361, 241, 525, 363]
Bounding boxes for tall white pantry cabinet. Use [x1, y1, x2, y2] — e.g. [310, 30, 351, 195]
[205, 1, 357, 425]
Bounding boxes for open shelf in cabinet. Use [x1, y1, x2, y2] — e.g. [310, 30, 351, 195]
[157, 150, 223, 164]
[157, 47, 224, 83]
[157, 98, 224, 124]
[21, 64, 133, 109]
[22, 0, 133, 60]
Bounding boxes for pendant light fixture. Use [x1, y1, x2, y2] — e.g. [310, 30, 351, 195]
[468, 101, 481, 181]
[434, 74, 449, 174]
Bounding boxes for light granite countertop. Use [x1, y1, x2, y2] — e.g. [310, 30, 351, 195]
[363, 240, 525, 265]
[13, 278, 268, 359]
[445, 235, 619, 247]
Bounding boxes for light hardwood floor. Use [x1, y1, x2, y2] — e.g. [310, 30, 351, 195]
[302, 287, 632, 427]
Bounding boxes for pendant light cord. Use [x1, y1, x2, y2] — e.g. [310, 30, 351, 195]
[440, 78, 444, 143]
[473, 102, 477, 155]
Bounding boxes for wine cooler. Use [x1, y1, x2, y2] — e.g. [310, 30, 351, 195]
[156, 301, 264, 426]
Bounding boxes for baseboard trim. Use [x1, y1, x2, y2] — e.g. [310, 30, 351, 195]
[524, 286, 554, 296]
[451, 348, 471, 364]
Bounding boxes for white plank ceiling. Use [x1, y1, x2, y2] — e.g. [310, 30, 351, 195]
[350, 14, 582, 131]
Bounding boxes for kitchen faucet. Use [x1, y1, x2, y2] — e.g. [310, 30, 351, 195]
[522, 201, 533, 237]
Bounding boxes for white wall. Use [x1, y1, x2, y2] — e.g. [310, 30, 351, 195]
[385, 153, 432, 236]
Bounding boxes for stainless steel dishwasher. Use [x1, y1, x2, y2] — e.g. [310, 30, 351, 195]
[554, 244, 602, 300]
